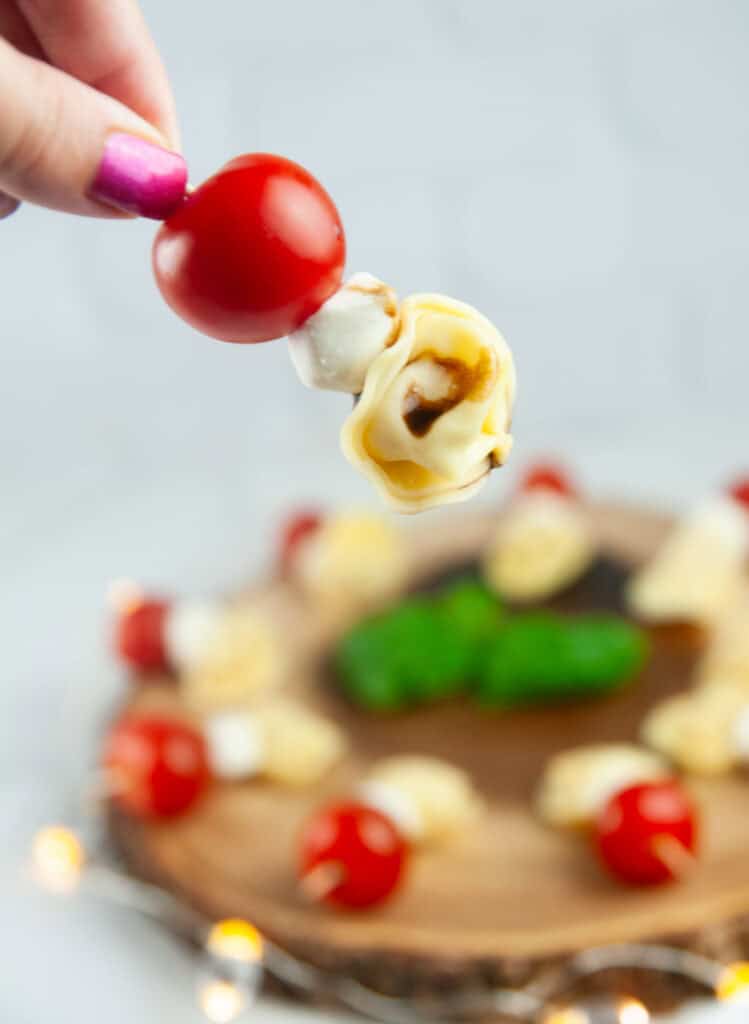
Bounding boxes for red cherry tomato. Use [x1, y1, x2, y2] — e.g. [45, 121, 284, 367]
[104, 715, 210, 819]
[152, 153, 345, 344]
[298, 802, 408, 909]
[728, 476, 749, 513]
[280, 510, 323, 572]
[115, 599, 170, 671]
[520, 462, 577, 499]
[595, 780, 697, 886]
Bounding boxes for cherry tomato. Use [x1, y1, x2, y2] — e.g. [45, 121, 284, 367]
[115, 599, 170, 672]
[595, 780, 697, 886]
[520, 462, 577, 499]
[104, 715, 210, 819]
[728, 476, 749, 513]
[152, 153, 345, 344]
[298, 801, 408, 909]
[280, 510, 323, 572]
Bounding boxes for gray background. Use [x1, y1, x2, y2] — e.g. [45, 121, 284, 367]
[1, 1, 747, 1020]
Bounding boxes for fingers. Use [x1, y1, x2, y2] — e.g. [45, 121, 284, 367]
[16, 0, 180, 148]
[0, 0, 43, 58]
[0, 188, 20, 218]
[0, 38, 186, 218]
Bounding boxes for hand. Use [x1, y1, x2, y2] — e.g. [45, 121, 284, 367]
[0, 0, 187, 220]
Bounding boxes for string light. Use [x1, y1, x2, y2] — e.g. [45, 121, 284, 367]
[542, 1007, 589, 1024]
[542, 998, 649, 1024]
[202, 918, 263, 1021]
[30, 826, 85, 893]
[198, 978, 246, 1023]
[26, 819, 749, 1023]
[206, 919, 264, 964]
[617, 998, 650, 1024]
[716, 961, 749, 1003]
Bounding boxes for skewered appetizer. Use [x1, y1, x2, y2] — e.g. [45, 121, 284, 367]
[103, 700, 348, 820]
[299, 755, 483, 908]
[641, 686, 749, 776]
[150, 154, 516, 512]
[483, 464, 595, 602]
[627, 493, 749, 626]
[280, 508, 406, 611]
[697, 584, 749, 692]
[536, 744, 698, 885]
[205, 700, 348, 787]
[114, 593, 283, 709]
[641, 584, 749, 775]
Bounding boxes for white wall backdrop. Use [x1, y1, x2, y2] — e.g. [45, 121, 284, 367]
[1, 2, 747, 1021]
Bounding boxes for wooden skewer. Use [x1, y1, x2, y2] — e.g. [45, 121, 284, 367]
[299, 861, 345, 903]
[81, 768, 129, 814]
[651, 834, 697, 880]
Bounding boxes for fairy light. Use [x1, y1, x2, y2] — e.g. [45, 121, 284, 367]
[198, 978, 246, 1023]
[23, 819, 749, 1023]
[617, 997, 650, 1024]
[542, 1007, 589, 1024]
[31, 825, 85, 893]
[206, 919, 264, 964]
[716, 961, 749, 1003]
[542, 999, 649, 1024]
[201, 919, 263, 1022]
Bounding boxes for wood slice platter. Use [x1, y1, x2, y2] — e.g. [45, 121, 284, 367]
[109, 502, 749, 1009]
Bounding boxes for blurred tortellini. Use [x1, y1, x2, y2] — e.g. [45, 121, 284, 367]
[483, 490, 595, 602]
[627, 497, 749, 626]
[181, 602, 284, 712]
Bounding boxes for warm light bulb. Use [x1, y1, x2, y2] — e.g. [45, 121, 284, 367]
[31, 826, 85, 893]
[199, 979, 245, 1023]
[206, 919, 264, 964]
[543, 1008, 590, 1024]
[717, 961, 749, 1003]
[618, 998, 650, 1024]
[543, 1001, 648, 1024]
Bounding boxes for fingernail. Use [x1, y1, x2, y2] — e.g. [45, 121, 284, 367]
[89, 133, 187, 220]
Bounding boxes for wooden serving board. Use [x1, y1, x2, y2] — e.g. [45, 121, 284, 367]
[109, 502, 749, 1008]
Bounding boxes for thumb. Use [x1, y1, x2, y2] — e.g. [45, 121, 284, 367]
[0, 38, 187, 219]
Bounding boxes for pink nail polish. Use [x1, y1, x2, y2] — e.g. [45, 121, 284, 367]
[89, 133, 187, 220]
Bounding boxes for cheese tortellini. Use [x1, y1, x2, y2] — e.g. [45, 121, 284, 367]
[292, 510, 406, 610]
[342, 293, 515, 513]
[627, 497, 749, 626]
[181, 602, 283, 712]
[536, 743, 668, 828]
[358, 755, 483, 843]
[483, 490, 595, 602]
[289, 276, 516, 513]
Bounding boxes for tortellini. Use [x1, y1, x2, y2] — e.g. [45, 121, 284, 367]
[483, 491, 595, 602]
[627, 497, 749, 626]
[342, 293, 515, 513]
[289, 276, 516, 513]
[536, 743, 668, 828]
